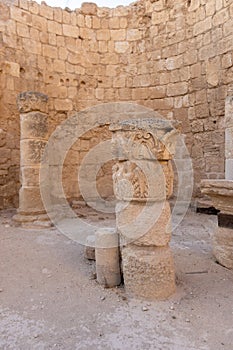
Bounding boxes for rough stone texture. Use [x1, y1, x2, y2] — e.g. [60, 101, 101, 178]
[14, 91, 50, 225]
[121, 245, 176, 300]
[0, 0, 233, 208]
[225, 95, 233, 180]
[213, 227, 233, 270]
[84, 235, 96, 260]
[117, 201, 171, 247]
[95, 228, 121, 288]
[112, 118, 178, 299]
[201, 179, 233, 215]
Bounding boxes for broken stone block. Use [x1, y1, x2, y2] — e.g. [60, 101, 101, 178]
[95, 228, 121, 288]
[121, 245, 176, 300]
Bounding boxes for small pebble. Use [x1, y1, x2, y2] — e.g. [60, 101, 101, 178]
[185, 319, 190, 323]
[5, 225, 10, 228]
[100, 296, 105, 301]
[0, 289, 3, 293]
[33, 334, 39, 338]
[142, 306, 149, 312]
[170, 306, 175, 310]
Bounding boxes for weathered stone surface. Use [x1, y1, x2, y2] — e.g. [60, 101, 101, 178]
[85, 235, 96, 260]
[117, 201, 171, 247]
[201, 180, 233, 214]
[121, 245, 176, 300]
[17, 91, 48, 114]
[213, 227, 233, 269]
[111, 118, 181, 161]
[20, 112, 49, 140]
[20, 139, 47, 166]
[0, 0, 232, 209]
[112, 160, 166, 202]
[18, 186, 46, 214]
[95, 228, 121, 288]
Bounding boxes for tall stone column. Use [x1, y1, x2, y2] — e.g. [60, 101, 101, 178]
[13, 91, 50, 228]
[111, 119, 180, 300]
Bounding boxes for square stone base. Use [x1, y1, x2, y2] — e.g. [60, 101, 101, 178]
[122, 245, 176, 300]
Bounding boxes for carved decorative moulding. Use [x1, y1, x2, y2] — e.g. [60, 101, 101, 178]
[17, 91, 48, 114]
[110, 118, 181, 161]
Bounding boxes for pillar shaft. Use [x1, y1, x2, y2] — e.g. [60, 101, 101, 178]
[14, 91, 50, 227]
[111, 118, 179, 300]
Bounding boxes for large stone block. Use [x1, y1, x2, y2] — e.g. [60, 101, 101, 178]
[121, 245, 176, 300]
[117, 201, 171, 247]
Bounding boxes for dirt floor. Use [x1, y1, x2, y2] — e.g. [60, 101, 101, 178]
[0, 207, 233, 350]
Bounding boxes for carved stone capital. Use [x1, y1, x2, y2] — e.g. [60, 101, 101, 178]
[110, 118, 180, 161]
[17, 91, 48, 114]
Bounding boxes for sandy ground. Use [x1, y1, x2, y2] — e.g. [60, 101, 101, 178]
[0, 208, 233, 350]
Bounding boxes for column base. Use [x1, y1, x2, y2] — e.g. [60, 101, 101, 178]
[122, 245, 176, 300]
[13, 212, 52, 229]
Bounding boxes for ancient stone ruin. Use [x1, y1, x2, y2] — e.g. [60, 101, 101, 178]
[111, 118, 179, 299]
[0, 0, 233, 302]
[201, 93, 233, 269]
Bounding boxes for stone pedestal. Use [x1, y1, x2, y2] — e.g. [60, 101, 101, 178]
[201, 180, 233, 269]
[13, 91, 51, 228]
[201, 92, 233, 269]
[111, 118, 179, 300]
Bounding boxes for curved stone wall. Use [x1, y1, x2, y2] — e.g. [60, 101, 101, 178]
[0, 0, 233, 207]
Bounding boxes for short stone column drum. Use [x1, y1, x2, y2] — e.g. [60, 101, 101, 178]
[111, 118, 180, 300]
[13, 91, 50, 228]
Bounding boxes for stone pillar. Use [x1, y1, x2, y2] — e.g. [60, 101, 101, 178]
[13, 91, 51, 228]
[225, 90, 233, 180]
[95, 228, 121, 288]
[111, 118, 180, 300]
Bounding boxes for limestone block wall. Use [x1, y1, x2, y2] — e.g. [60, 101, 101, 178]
[0, 0, 233, 208]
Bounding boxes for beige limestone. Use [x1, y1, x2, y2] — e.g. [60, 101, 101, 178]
[117, 200, 171, 247]
[85, 235, 96, 261]
[112, 118, 178, 300]
[201, 180, 233, 215]
[213, 227, 233, 270]
[14, 91, 50, 225]
[95, 228, 121, 288]
[0, 0, 233, 208]
[121, 245, 176, 301]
